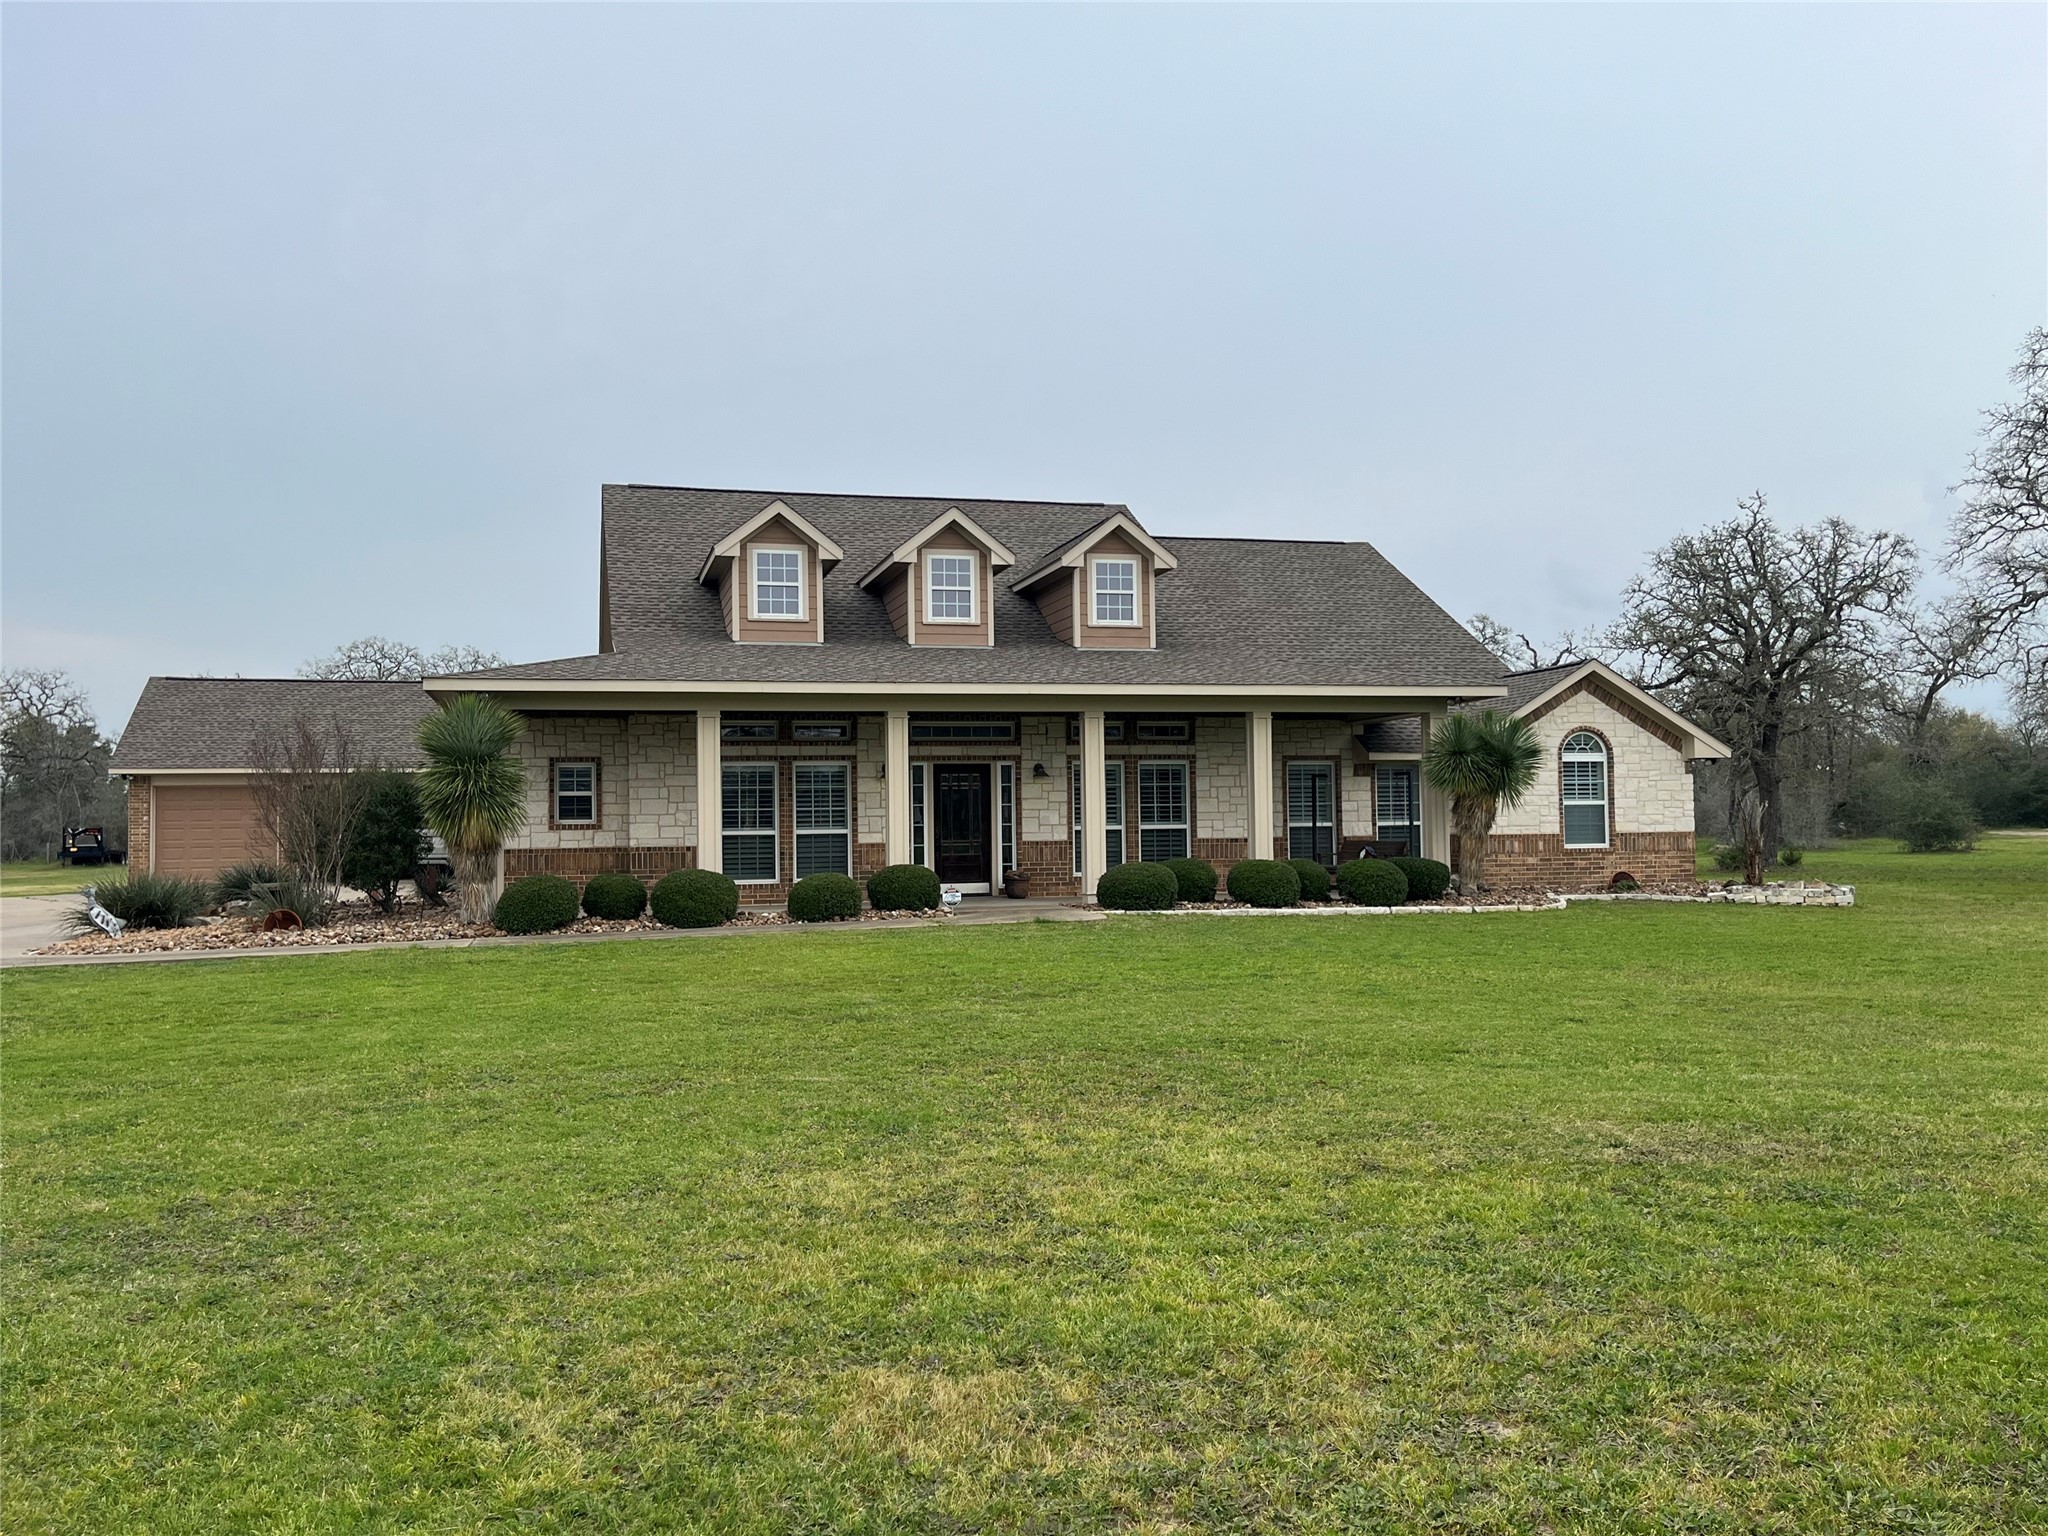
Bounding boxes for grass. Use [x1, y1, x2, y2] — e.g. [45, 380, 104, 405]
[4, 837, 2045, 1533]
[0, 859, 109, 898]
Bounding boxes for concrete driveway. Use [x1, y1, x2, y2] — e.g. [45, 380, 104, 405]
[2, 896, 77, 960]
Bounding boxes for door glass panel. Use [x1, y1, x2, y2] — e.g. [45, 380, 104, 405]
[1286, 762, 1335, 863]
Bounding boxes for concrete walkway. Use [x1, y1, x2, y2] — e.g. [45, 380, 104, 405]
[1, 896, 1105, 970]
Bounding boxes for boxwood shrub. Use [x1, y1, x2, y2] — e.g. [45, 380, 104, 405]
[1162, 856, 1217, 903]
[495, 874, 581, 934]
[580, 871, 647, 920]
[1388, 856, 1451, 901]
[789, 871, 862, 922]
[867, 863, 942, 912]
[651, 868, 740, 928]
[1335, 857, 1408, 906]
[1226, 858, 1300, 908]
[1287, 857, 1332, 901]
[1096, 861, 1179, 911]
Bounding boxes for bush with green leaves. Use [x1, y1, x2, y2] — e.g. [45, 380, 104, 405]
[1389, 857, 1452, 900]
[651, 868, 739, 928]
[494, 874, 581, 934]
[1096, 861, 1179, 911]
[867, 863, 942, 912]
[1162, 857, 1217, 903]
[1287, 858, 1332, 901]
[580, 872, 647, 921]
[1711, 842, 1746, 873]
[1335, 857, 1408, 906]
[246, 876, 334, 929]
[789, 872, 862, 922]
[1778, 846, 1805, 868]
[1898, 791, 1979, 854]
[1226, 858, 1300, 908]
[212, 861, 286, 907]
[66, 872, 211, 934]
[341, 772, 431, 913]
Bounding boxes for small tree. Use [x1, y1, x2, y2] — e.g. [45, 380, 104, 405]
[416, 694, 526, 925]
[341, 772, 430, 912]
[248, 714, 376, 895]
[1422, 711, 1541, 893]
[1950, 328, 2048, 690]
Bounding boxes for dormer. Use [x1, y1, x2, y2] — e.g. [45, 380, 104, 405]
[856, 508, 1016, 648]
[1007, 511, 1178, 650]
[697, 500, 844, 644]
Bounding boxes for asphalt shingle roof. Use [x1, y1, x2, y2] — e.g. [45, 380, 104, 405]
[448, 485, 1508, 692]
[112, 679, 436, 772]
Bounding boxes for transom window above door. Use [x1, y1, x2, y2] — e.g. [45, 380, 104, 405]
[924, 552, 977, 623]
[1092, 558, 1138, 625]
[751, 547, 804, 619]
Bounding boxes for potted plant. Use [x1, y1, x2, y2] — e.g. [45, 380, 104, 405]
[1002, 868, 1034, 899]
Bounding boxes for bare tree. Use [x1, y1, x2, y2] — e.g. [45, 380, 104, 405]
[1608, 493, 1916, 864]
[1951, 329, 2048, 687]
[248, 714, 377, 894]
[299, 637, 506, 681]
[0, 669, 124, 861]
[1466, 613, 1588, 672]
[1888, 594, 2000, 753]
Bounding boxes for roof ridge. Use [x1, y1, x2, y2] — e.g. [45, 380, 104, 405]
[614, 483, 1122, 510]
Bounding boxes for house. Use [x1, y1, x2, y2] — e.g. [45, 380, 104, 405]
[112, 485, 1728, 894]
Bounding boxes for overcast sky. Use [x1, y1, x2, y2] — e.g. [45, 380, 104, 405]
[4, 3, 2042, 730]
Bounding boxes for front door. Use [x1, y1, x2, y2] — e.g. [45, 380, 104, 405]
[934, 764, 991, 887]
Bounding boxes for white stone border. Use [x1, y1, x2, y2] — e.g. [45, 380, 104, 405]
[1109, 880, 1856, 918]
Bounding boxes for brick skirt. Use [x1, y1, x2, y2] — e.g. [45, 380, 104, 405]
[1454, 831, 1695, 886]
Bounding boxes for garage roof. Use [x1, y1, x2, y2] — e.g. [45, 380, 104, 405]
[112, 678, 437, 773]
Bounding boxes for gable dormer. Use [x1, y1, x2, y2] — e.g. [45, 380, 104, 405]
[1008, 511, 1178, 650]
[697, 500, 844, 644]
[856, 508, 1016, 648]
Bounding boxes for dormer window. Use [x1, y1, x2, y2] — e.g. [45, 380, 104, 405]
[1092, 558, 1138, 625]
[925, 552, 978, 624]
[751, 547, 805, 620]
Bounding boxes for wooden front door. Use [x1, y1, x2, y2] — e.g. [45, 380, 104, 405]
[933, 764, 991, 885]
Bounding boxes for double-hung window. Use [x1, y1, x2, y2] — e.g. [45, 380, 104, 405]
[1072, 760, 1126, 874]
[925, 552, 977, 623]
[722, 763, 778, 883]
[1286, 761, 1335, 863]
[793, 762, 851, 878]
[1560, 732, 1609, 847]
[554, 761, 597, 826]
[751, 547, 804, 619]
[1092, 558, 1138, 625]
[1136, 761, 1190, 862]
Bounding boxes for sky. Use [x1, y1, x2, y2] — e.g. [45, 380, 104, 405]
[4, 2, 2043, 732]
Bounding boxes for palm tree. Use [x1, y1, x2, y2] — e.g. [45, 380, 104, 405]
[416, 694, 526, 924]
[1422, 710, 1542, 893]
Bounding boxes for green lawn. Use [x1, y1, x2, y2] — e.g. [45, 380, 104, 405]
[5, 840, 2045, 1533]
[0, 860, 103, 897]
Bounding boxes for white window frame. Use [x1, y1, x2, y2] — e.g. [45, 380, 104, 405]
[911, 763, 928, 869]
[749, 544, 806, 622]
[1136, 759, 1190, 863]
[553, 760, 598, 827]
[910, 719, 1016, 743]
[1561, 732, 1610, 849]
[923, 549, 979, 625]
[1091, 557, 1139, 626]
[998, 761, 1017, 874]
[793, 761, 852, 879]
[1375, 764, 1419, 847]
[721, 762, 780, 884]
[1286, 760, 1336, 864]
[1072, 760, 1126, 875]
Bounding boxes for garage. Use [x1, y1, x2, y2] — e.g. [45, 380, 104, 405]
[150, 783, 271, 878]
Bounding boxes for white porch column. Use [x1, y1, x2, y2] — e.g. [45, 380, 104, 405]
[1080, 708, 1109, 897]
[1247, 710, 1275, 863]
[694, 708, 722, 874]
[885, 709, 912, 866]
[1419, 710, 1450, 863]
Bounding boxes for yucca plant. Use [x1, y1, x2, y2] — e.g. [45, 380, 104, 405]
[415, 694, 527, 924]
[1422, 710, 1542, 893]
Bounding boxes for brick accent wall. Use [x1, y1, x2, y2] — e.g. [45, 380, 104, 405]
[126, 777, 151, 872]
[1456, 830, 1696, 886]
[505, 846, 697, 885]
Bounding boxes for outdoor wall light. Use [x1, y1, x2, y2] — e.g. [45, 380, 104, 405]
[1032, 763, 1049, 778]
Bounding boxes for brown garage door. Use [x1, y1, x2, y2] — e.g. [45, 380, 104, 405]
[153, 784, 271, 878]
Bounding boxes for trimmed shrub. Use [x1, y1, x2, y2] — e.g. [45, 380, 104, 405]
[651, 868, 740, 928]
[790, 872, 862, 922]
[1335, 857, 1408, 906]
[1288, 858, 1332, 901]
[1163, 856, 1218, 903]
[1227, 858, 1301, 908]
[213, 861, 286, 907]
[67, 872, 211, 934]
[868, 863, 942, 912]
[581, 872, 647, 920]
[1389, 856, 1452, 901]
[494, 874, 580, 934]
[1097, 861, 1179, 911]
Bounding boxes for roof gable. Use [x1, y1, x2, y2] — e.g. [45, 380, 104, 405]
[857, 507, 1018, 589]
[1492, 659, 1731, 759]
[1008, 510, 1179, 592]
[696, 498, 846, 585]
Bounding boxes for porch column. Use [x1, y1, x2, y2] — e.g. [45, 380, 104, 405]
[695, 707, 722, 874]
[1080, 708, 1109, 898]
[885, 709, 912, 866]
[1419, 710, 1450, 863]
[1247, 710, 1274, 863]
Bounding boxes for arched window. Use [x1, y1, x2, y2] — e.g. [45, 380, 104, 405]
[1561, 732, 1609, 848]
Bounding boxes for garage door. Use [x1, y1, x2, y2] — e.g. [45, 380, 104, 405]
[152, 784, 270, 878]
